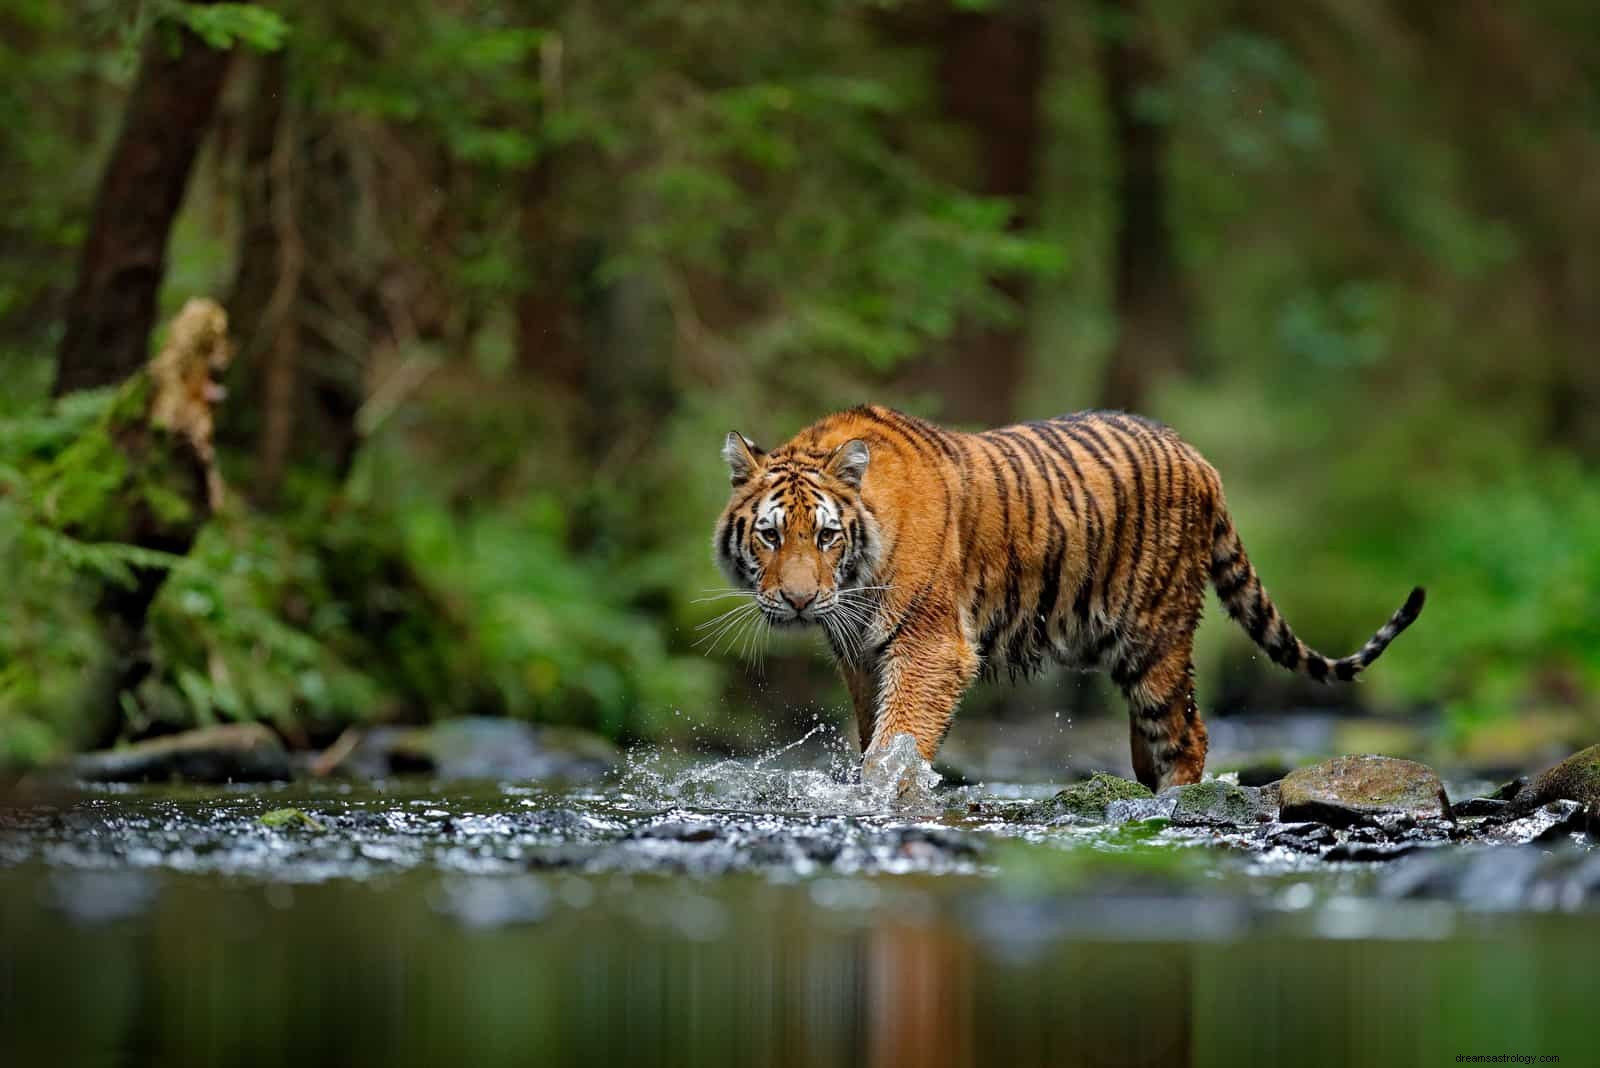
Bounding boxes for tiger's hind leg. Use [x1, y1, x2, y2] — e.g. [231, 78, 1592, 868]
[1115, 638, 1209, 791]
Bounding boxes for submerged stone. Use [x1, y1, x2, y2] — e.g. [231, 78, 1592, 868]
[71, 724, 290, 784]
[1323, 840, 1421, 863]
[1278, 755, 1452, 827]
[1030, 773, 1153, 822]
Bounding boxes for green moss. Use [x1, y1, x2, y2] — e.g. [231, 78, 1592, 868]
[259, 808, 323, 832]
[1170, 780, 1259, 825]
[1030, 773, 1153, 821]
[1521, 744, 1600, 809]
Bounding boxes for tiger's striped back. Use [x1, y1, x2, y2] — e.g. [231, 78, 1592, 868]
[713, 404, 1424, 789]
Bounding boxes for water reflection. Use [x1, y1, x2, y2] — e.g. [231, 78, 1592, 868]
[2, 866, 1595, 1067]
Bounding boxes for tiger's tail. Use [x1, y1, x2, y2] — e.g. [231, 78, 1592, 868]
[1208, 510, 1424, 682]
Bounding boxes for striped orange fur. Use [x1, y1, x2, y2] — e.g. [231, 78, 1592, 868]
[712, 405, 1425, 790]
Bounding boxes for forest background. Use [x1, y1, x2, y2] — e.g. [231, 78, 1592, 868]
[2, 0, 1597, 770]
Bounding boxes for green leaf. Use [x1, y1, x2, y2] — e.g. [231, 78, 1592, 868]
[169, 3, 289, 53]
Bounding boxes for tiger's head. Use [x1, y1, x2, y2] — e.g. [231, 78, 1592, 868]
[712, 431, 882, 631]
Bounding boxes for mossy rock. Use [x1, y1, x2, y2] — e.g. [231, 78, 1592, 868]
[1030, 773, 1153, 821]
[1168, 780, 1267, 827]
[1513, 744, 1600, 812]
[1278, 754, 1451, 826]
[259, 808, 323, 832]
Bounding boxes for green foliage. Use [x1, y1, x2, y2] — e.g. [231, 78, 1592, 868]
[167, 3, 289, 52]
[3, 0, 1600, 768]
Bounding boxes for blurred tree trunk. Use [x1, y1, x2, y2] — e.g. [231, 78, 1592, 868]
[223, 56, 377, 497]
[902, 3, 1044, 426]
[516, 151, 584, 396]
[54, 8, 234, 396]
[226, 51, 299, 505]
[1099, 0, 1191, 412]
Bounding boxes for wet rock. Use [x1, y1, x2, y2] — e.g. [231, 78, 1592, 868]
[337, 718, 619, 782]
[71, 724, 290, 784]
[1512, 744, 1600, 812]
[1029, 773, 1152, 822]
[1379, 847, 1600, 910]
[1323, 840, 1420, 863]
[1277, 755, 1451, 827]
[1265, 822, 1337, 852]
[1451, 797, 1509, 819]
[1478, 801, 1591, 845]
[1105, 796, 1177, 824]
[631, 820, 722, 843]
[890, 827, 982, 860]
[1167, 781, 1270, 828]
[1490, 777, 1526, 801]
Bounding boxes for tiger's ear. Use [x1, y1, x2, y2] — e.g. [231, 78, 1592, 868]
[826, 439, 870, 488]
[722, 431, 765, 486]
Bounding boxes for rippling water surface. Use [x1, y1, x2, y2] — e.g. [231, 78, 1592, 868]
[1, 728, 1595, 1067]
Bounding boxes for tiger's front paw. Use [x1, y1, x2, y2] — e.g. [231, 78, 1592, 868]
[862, 732, 941, 804]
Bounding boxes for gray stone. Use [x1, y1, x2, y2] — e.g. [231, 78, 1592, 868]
[1451, 797, 1509, 819]
[1323, 840, 1421, 863]
[1167, 780, 1271, 827]
[71, 724, 290, 784]
[1278, 755, 1452, 826]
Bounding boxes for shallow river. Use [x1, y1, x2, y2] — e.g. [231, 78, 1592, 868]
[1, 735, 1594, 1067]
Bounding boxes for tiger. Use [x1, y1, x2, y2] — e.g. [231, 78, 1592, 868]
[711, 404, 1425, 791]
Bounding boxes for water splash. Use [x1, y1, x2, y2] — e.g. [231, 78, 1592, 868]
[614, 725, 944, 815]
[861, 733, 942, 808]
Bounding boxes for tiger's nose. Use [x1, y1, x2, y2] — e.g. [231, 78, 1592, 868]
[782, 590, 815, 612]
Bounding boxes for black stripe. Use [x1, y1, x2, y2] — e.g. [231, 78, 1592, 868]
[1306, 656, 1329, 681]
[1215, 565, 1250, 601]
[1148, 458, 1193, 609]
[865, 406, 939, 465]
[1032, 519, 1066, 654]
[1055, 421, 1126, 617]
[1020, 423, 1082, 521]
[1246, 586, 1272, 643]
[1272, 629, 1301, 669]
[988, 433, 1037, 540]
[1105, 424, 1149, 617]
[876, 577, 934, 658]
[1209, 549, 1241, 578]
